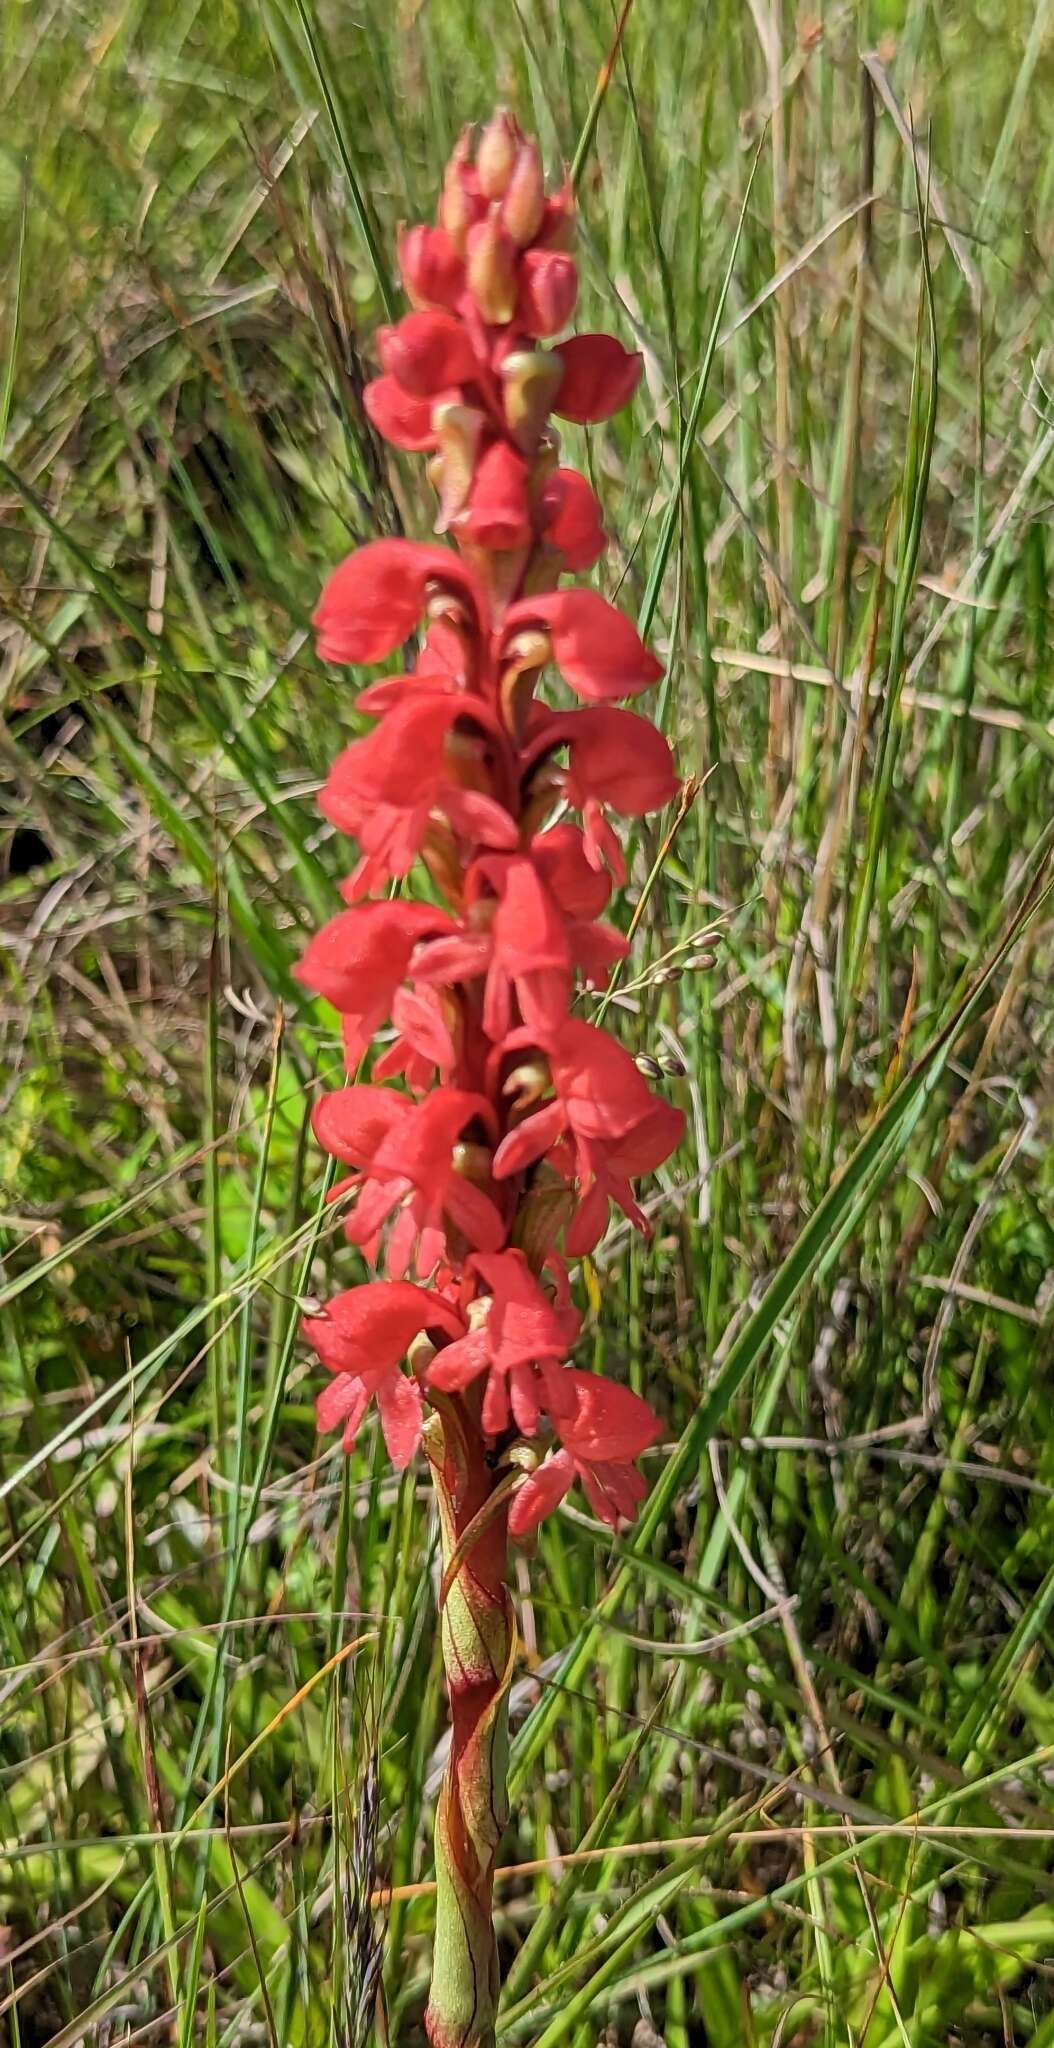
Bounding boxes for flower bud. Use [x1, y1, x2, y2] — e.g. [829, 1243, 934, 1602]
[502, 140, 546, 246]
[501, 348, 564, 451]
[518, 248, 578, 338]
[477, 107, 520, 199]
[440, 127, 484, 254]
[398, 224, 465, 311]
[466, 211, 519, 324]
[538, 181, 576, 251]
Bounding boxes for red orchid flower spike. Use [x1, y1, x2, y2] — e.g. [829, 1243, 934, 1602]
[300, 109, 686, 2048]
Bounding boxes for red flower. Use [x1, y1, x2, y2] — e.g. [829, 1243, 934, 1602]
[525, 706, 679, 877]
[499, 1017, 670, 1152]
[553, 334, 643, 423]
[363, 376, 441, 452]
[300, 120, 694, 2048]
[529, 823, 613, 920]
[492, 1019, 684, 1246]
[313, 1085, 506, 1278]
[564, 1096, 686, 1254]
[427, 1249, 579, 1435]
[306, 116, 688, 1547]
[373, 984, 459, 1091]
[509, 1369, 660, 1534]
[378, 311, 480, 397]
[412, 847, 625, 1041]
[320, 692, 517, 897]
[296, 900, 455, 1063]
[314, 540, 483, 667]
[504, 589, 663, 701]
[305, 1280, 464, 1464]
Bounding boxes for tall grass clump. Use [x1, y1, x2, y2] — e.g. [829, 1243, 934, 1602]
[2, 4, 1054, 2046]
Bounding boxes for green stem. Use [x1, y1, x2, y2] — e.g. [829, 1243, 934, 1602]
[423, 1395, 515, 2048]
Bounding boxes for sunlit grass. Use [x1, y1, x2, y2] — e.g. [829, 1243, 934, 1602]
[2, 2, 1054, 2043]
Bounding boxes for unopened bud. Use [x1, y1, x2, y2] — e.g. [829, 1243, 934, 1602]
[518, 248, 578, 338]
[502, 139, 546, 246]
[477, 108, 520, 199]
[538, 180, 576, 252]
[635, 1054, 663, 1080]
[659, 1050, 688, 1077]
[398, 223, 464, 311]
[685, 951, 717, 971]
[432, 401, 487, 527]
[501, 348, 564, 451]
[466, 210, 519, 323]
[440, 127, 482, 254]
[654, 964, 683, 984]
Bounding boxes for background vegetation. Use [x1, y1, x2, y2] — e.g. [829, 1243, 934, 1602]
[3, 1, 1054, 2042]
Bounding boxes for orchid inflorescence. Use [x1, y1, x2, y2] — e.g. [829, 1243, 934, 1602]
[298, 108, 685, 2048]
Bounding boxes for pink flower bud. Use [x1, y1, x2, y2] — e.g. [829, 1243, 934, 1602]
[518, 249, 578, 337]
[477, 108, 520, 199]
[502, 140, 546, 246]
[398, 224, 465, 312]
[466, 211, 519, 324]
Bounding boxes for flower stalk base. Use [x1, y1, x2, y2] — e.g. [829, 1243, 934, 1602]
[423, 1400, 515, 2048]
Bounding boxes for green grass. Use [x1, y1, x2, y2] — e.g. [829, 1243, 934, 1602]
[3, 1, 1054, 2042]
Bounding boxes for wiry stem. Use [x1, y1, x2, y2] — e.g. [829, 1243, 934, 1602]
[423, 1396, 515, 2048]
